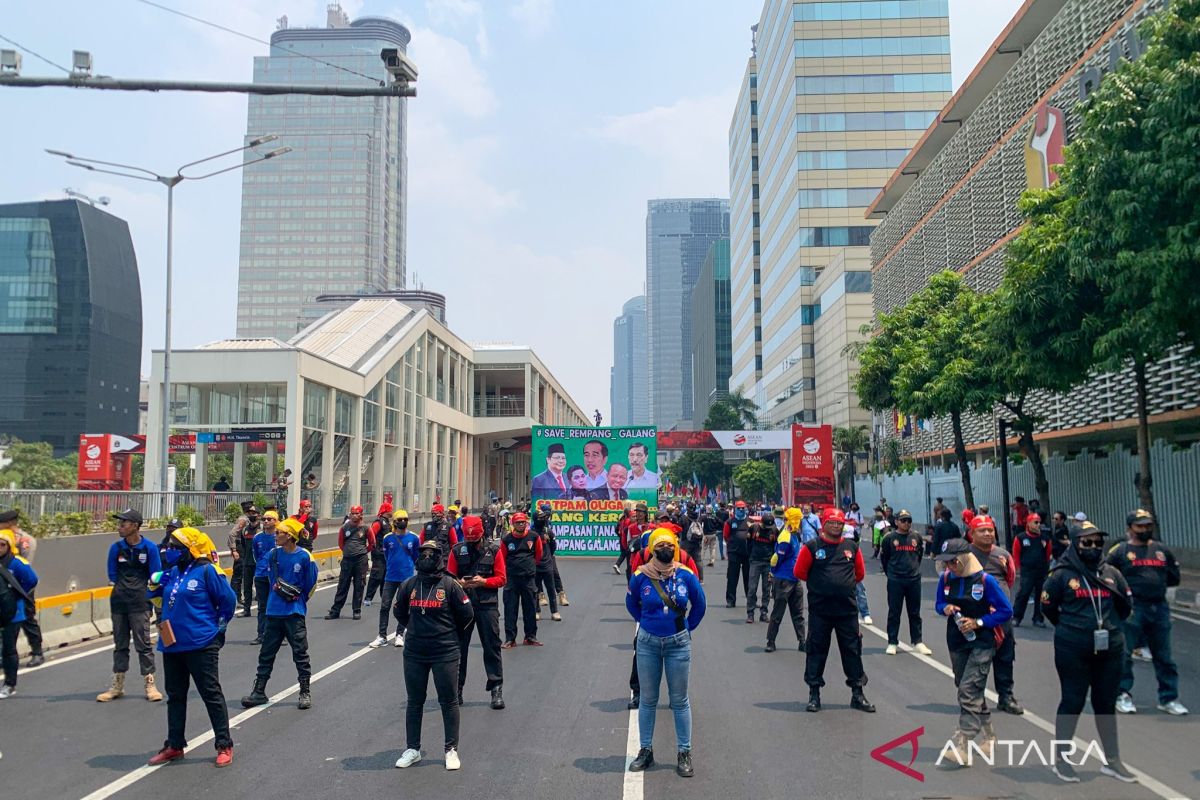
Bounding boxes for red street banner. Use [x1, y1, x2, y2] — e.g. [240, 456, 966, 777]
[790, 424, 835, 509]
[656, 431, 720, 450]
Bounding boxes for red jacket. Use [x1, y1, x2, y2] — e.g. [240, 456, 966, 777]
[793, 535, 866, 583]
[447, 542, 507, 590]
[617, 513, 635, 549]
[338, 524, 376, 552]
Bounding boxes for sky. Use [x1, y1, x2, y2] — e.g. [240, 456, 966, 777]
[3, 0, 1024, 422]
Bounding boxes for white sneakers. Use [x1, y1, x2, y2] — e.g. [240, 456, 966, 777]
[364, 599, 372, 607]
[395, 748, 422, 768]
[861, 616, 873, 626]
[914, 643, 933, 656]
[1132, 647, 1152, 662]
[1157, 700, 1189, 716]
[1115, 693, 1137, 714]
[394, 633, 405, 648]
[885, 644, 898, 655]
[0, 685, 15, 699]
[369, 635, 388, 648]
[445, 748, 461, 770]
[551, 612, 562, 621]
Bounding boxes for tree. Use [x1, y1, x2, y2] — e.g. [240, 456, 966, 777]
[724, 389, 760, 429]
[0, 441, 77, 489]
[703, 401, 741, 431]
[732, 459, 780, 504]
[832, 425, 870, 497]
[663, 450, 729, 495]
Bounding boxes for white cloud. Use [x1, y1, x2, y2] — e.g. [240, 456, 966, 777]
[510, 0, 555, 37]
[425, 0, 490, 58]
[408, 27, 497, 118]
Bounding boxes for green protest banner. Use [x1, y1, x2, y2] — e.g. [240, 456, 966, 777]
[531, 426, 659, 556]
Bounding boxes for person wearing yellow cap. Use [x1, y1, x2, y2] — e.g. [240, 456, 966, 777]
[145, 526, 238, 767]
[250, 512, 282, 645]
[369, 510, 420, 649]
[0, 526, 38, 698]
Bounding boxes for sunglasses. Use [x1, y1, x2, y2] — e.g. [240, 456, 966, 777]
[1076, 539, 1104, 549]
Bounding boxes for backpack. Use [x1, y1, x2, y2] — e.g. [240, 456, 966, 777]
[0, 559, 32, 626]
[687, 520, 704, 543]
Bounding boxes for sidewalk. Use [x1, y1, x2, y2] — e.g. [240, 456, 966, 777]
[1169, 567, 1200, 611]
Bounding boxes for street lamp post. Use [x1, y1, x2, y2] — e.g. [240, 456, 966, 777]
[46, 140, 290, 493]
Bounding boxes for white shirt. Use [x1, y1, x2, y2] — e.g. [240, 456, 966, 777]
[625, 469, 661, 489]
[585, 470, 608, 490]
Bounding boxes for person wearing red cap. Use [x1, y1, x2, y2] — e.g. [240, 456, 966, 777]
[325, 506, 375, 620]
[448, 515, 508, 709]
[721, 501, 752, 608]
[1011, 513, 1051, 627]
[793, 507, 875, 713]
[364, 502, 394, 607]
[500, 513, 542, 647]
[291, 499, 319, 552]
[965, 515, 1022, 715]
[421, 504, 458, 567]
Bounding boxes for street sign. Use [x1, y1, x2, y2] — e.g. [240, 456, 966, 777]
[196, 429, 285, 444]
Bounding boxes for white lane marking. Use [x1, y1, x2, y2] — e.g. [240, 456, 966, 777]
[28, 584, 337, 674]
[623, 622, 643, 800]
[1170, 611, 1199, 626]
[860, 621, 1192, 800]
[77, 628, 385, 800]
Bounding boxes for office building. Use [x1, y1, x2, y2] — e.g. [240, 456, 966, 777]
[691, 239, 732, 426]
[0, 200, 142, 454]
[646, 199, 730, 431]
[611, 295, 648, 427]
[235, 5, 410, 339]
[729, 0, 951, 427]
[868, 0, 1199, 455]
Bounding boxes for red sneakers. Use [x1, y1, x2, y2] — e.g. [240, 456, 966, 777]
[148, 746, 185, 765]
[215, 746, 234, 768]
[523, 637, 544, 647]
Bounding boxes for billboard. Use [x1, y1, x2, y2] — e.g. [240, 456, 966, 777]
[656, 429, 793, 451]
[790, 424, 835, 509]
[78, 434, 132, 490]
[531, 426, 658, 557]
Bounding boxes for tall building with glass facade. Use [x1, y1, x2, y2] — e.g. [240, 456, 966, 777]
[611, 295, 648, 427]
[0, 200, 142, 453]
[691, 239, 732, 426]
[646, 199, 730, 431]
[729, 0, 951, 428]
[235, 8, 410, 339]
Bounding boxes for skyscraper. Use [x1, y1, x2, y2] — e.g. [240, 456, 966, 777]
[646, 199, 730, 431]
[235, 6, 410, 339]
[729, 0, 951, 428]
[691, 238, 732, 427]
[611, 295, 648, 427]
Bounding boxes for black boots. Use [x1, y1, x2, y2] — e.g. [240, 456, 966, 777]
[764, 641, 777, 653]
[297, 679, 311, 710]
[851, 688, 876, 713]
[630, 747, 654, 772]
[806, 689, 821, 712]
[628, 692, 640, 710]
[676, 750, 694, 777]
[241, 678, 269, 708]
[490, 687, 505, 710]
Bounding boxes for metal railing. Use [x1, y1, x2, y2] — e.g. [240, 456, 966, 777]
[0, 490, 256, 525]
[473, 397, 525, 417]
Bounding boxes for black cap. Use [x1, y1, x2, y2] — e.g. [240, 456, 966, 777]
[1126, 509, 1153, 527]
[240, 500, 258, 514]
[0, 509, 18, 524]
[114, 508, 143, 525]
[1071, 521, 1107, 540]
[165, 518, 183, 532]
[935, 538, 971, 561]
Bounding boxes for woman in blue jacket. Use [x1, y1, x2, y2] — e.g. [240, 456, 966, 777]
[147, 527, 238, 768]
[626, 528, 706, 778]
[0, 528, 38, 698]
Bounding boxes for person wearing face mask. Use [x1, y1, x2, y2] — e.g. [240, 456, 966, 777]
[98, 508, 164, 703]
[1049, 511, 1071, 566]
[501, 512, 543, 648]
[1042, 522, 1137, 783]
[934, 537, 1013, 765]
[448, 514, 507, 709]
[794, 507, 875, 714]
[370, 510, 420, 649]
[251, 512, 282, 645]
[966, 515, 1022, 715]
[421, 504, 459, 563]
[1107, 509, 1186, 716]
[880, 510, 932, 656]
[765, 507, 806, 653]
[1011, 514, 1052, 627]
[626, 529, 706, 778]
[0, 527, 37, 699]
[145, 527, 238, 768]
[364, 502, 395, 607]
[531, 501, 561, 620]
[393, 541, 475, 771]
[242, 518, 318, 711]
[721, 500, 752, 609]
[746, 513, 777, 624]
[325, 505, 375, 620]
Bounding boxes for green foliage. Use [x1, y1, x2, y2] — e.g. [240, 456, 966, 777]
[883, 440, 903, 474]
[252, 492, 270, 511]
[225, 502, 244, 524]
[723, 389, 760, 429]
[663, 450, 729, 493]
[899, 459, 919, 475]
[0, 440, 77, 489]
[703, 401, 741, 431]
[731, 459, 780, 503]
[30, 512, 92, 538]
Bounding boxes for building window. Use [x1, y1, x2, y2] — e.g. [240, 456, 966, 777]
[797, 111, 938, 132]
[796, 149, 911, 170]
[796, 73, 952, 96]
[0, 217, 58, 334]
[798, 188, 883, 209]
[795, 35, 950, 58]
[798, 226, 875, 247]
[794, 0, 948, 21]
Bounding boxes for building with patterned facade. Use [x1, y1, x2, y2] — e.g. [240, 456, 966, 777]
[611, 295, 649, 427]
[867, 0, 1198, 457]
[729, 0, 951, 429]
[691, 239, 732, 426]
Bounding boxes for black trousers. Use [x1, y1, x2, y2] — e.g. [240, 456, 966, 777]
[993, 622, 1016, 700]
[254, 577, 270, 640]
[458, 601, 503, 691]
[504, 574, 538, 641]
[1014, 568, 1047, 623]
[535, 570, 558, 612]
[885, 577, 923, 645]
[767, 578, 806, 645]
[1, 621, 19, 687]
[404, 656, 460, 751]
[163, 642, 232, 750]
[1054, 638, 1123, 763]
[365, 551, 387, 602]
[804, 611, 867, 689]
[329, 553, 368, 615]
[238, 558, 256, 612]
[378, 580, 406, 638]
[230, 560, 244, 602]
[681, 542, 703, 581]
[725, 550, 750, 606]
[550, 551, 564, 594]
[256, 614, 312, 685]
[21, 592, 41, 655]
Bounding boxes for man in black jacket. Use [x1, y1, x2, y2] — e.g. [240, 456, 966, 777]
[448, 516, 507, 709]
[932, 508, 961, 556]
[325, 506, 373, 620]
[501, 513, 543, 647]
[746, 515, 776, 623]
[723, 501, 752, 608]
[880, 510, 931, 656]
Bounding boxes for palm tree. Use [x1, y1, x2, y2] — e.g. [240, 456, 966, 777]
[725, 389, 759, 429]
[833, 425, 870, 496]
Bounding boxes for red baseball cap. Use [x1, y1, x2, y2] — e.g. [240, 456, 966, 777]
[462, 515, 484, 540]
[349, 505, 364, 515]
[298, 499, 312, 509]
[820, 508, 846, 525]
[431, 503, 445, 514]
[734, 500, 748, 509]
[1026, 513, 1041, 525]
[969, 514, 997, 532]
[511, 512, 528, 524]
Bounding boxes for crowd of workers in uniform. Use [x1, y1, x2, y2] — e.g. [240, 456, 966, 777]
[0, 491, 1190, 784]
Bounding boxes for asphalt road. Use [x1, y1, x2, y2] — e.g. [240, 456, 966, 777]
[1, 558, 1197, 800]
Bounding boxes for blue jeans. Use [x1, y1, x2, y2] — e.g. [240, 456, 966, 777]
[1120, 600, 1179, 703]
[636, 628, 692, 751]
[856, 582, 871, 618]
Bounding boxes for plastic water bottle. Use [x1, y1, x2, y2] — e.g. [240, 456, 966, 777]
[954, 611, 976, 642]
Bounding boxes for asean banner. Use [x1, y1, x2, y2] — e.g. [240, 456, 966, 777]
[790, 424, 835, 509]
[531, 426, 658, 557]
